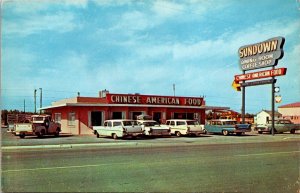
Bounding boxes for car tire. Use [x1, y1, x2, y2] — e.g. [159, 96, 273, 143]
[236, 132, 242, 136]
[96, 132, 100, 138]
[258, 131, 263, 134]
[112, 133, 118, 139]
[54, 128, 60, 137]
[222, 130, 229, 136]
[38, 130, 45, 138]
[175, 131, 181, 137]
[290, 129, 295, 134]
[19, 133, 25, 138]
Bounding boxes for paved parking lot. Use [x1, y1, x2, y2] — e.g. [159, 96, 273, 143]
[2, 127, 300, 149]
[2, 132, 300, 192]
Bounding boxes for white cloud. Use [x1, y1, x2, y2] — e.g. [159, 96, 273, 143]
[63, 0, 88, 8]
[151, 1, 185, 18]
[160, 19, 300, 62]
[2, 0, 88, 14]
[3, 12, 77, 36]
[92, 0, 133, 7]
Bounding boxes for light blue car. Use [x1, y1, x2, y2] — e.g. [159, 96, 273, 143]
[204, 119, 251, 136]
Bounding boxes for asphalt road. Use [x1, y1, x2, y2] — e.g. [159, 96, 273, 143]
[2, 140, 300, 192]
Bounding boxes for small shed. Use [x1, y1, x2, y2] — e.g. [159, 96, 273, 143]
[255, 110, 282, 125]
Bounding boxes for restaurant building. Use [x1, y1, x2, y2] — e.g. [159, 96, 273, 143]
[41, 90, 228, 135]
[278, 102, 300, 124]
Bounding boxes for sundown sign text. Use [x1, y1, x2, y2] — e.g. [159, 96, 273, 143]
[106, 94, 204, 106]
[238, 37, 285, 71]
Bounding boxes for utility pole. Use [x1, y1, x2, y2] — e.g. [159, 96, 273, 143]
[173, 84, 175, 97]
[23, 99, 26, 113]
[39, 88, 42, 114]
[34, 89, 37, 113]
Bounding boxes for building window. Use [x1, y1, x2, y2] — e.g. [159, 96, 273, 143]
[68, 112, 76, 126]
[54, 113, 61, 124]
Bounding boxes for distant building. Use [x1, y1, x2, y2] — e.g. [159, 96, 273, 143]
[210, 110, 254, 124]
[278, 102, 300, 124]
[255, 110, 282, 125]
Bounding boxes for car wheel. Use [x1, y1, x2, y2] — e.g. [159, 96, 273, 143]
[19, 133, 25, 138]
[38, 130, 45, 138]
[258, 131, 263, 134]
[96, 132, 100, 138]
[236, 132, 242, 136]
[112, 133, 118, 139]
[175, 131, 181, 137]
[222, 130, 229, 136]
[203, 129, 207, 134]
[54, 129, 60, 137]
[290, 129, 295, 134]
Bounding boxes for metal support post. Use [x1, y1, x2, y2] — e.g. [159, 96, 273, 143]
[271, 69, 275, 136]
[39, 88, 42, 114]
[242, 71, 245, 124]
[34, 89, 37, 114]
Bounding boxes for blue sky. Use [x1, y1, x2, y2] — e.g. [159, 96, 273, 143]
[1, 0, 300, 114]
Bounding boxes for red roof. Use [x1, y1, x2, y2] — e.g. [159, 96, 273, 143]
[278, 102, 300, 108]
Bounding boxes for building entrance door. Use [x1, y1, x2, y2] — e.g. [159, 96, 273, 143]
[91, 111, 102, 126]
[153, 112, 162, 123]
[112, 112, 123, 119]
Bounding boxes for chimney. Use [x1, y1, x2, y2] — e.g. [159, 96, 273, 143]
[99, 89, 109, 98]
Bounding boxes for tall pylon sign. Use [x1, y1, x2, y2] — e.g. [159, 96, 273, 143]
[233, 37, 286, 135]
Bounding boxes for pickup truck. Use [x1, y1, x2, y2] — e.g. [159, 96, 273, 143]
[93, 119, 144, 139]
[255, 119, 300, 134]
[204, 119, 252, 136]
[164, 119, 205, 137]
[13, 115, 61, 138]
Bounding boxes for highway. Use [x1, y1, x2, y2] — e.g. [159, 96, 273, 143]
[2, 140, 300, 192]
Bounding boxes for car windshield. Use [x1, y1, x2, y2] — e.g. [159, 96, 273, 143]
[114, 122, 122, 126]
[143, 121, 158, 126]
[186, 121, 199, 125]
[123, 121, 138, 126]
[123, 121, 133, 126]
[132, 121, 138, 126]
[33, 117, 44, 122]
[279, 120, 291, 124]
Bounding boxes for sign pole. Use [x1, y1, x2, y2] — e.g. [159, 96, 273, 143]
[242, 70, 245, 124]
[271, 67, 275, 136]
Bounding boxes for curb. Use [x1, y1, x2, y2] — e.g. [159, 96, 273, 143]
[1, 142, 139, 150]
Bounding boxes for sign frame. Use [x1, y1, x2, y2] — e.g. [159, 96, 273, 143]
[238, 37, 285, 71]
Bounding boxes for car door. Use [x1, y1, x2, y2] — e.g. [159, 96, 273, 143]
[101, 121, 110, 136]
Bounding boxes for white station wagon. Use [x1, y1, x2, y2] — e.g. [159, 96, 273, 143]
[165, 119, 205, 137]
[137, 120, 171, 137]
[93, 119, 143, 139]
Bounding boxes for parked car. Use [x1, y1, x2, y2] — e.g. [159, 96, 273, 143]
[13, 115, 61, 138]
[164, 119, 205, 137]
[93, 119, 143, 139]
[255, 119, 300, 134]
[137, 120, 171, 137]
[204, 119, 251, 136]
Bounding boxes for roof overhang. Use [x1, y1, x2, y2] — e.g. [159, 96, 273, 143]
[40, 103, 229, 110]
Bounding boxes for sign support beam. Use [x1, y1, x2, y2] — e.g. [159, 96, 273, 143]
[242, 70, 245, 124]
[271, 67, 275, 136]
